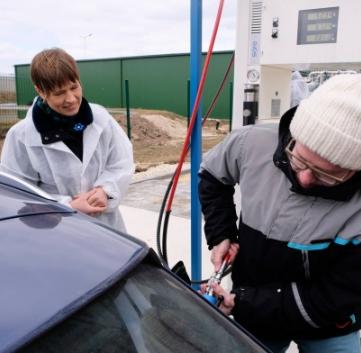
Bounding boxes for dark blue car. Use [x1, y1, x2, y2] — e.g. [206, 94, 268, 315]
[0, 172, 269, 353]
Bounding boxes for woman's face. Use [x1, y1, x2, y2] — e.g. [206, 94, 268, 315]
[39, 80, 82, 116]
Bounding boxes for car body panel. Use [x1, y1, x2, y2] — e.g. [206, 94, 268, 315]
[0, 172, 58, 204]
[0, 185, 71, 221]
[0, 214, 148, 352]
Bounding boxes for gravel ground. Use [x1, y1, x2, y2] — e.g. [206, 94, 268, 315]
[131, 162, 190, 183]
[122, 162, 192, 218]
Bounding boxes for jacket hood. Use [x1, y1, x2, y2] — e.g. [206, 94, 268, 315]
[273, 106, 361, 201]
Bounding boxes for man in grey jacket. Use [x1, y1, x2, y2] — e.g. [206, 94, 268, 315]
[199, 74, 361, 353]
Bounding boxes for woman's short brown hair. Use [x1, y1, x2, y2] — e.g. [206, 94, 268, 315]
[30, 48, 80, 93]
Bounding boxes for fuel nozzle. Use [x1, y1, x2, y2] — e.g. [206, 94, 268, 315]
[203, 254, 230, 305]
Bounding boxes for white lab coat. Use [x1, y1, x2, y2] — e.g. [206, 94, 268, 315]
[0, 101, 134, 232]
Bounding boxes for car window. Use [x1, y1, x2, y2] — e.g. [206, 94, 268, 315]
[18, 263, 266, 353]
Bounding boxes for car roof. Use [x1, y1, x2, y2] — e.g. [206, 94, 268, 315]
[0, 174, 149, 353]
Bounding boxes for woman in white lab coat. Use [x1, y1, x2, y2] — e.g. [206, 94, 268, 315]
[0, 48, 134, 232]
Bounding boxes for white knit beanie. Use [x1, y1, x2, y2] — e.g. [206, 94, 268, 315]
[290, 74, 361, 170]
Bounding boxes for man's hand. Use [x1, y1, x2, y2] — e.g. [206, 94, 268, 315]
[211, 239, 239, 271]
[211, 283, 235, 316]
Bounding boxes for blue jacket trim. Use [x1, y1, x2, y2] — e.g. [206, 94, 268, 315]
[334, 236, 350, 245]
[288, 237, 361, 251]
[334, 236, 361, 246]
[287, 242, 330, 251]
[352, 239, 361, 246]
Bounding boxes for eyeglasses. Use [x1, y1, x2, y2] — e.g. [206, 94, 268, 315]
[285, 139, 351, 186]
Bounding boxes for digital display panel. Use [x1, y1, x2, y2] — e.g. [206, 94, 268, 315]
[307, 23, 333, 32]
[297, 7, 339, 45]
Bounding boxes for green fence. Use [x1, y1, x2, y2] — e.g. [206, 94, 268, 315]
[15, 51, 234, 119]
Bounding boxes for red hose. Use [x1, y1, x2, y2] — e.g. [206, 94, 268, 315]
[202, 52, 234, 124]
[166, 0, 225, 212]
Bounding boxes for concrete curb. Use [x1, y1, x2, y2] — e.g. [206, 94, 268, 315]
[131, 166, 191, 185]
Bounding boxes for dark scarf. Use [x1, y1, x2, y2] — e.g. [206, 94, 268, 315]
[32, 97, 93, 161]
[273, 106, 361, 201]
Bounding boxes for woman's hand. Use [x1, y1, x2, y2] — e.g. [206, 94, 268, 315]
[70, 194, 106, 215]
[72, 187, 108, 216]
[86, 187, 108, 208]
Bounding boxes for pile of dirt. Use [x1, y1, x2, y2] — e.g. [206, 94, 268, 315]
[117, 113, 171, 145]
[140, 114, 187, 139]
[113, 109, 229, 172]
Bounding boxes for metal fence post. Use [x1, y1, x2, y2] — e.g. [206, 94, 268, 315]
[187, 79, 190, 127]
[125, 79, 131, 139]
[229, 81, 233, 132]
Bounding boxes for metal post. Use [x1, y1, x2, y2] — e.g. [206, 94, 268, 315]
[125, 79, 131, 139]
[190, 0, 202, 288]
[187, 79, 190, 127]
[229, 81, 233, 132]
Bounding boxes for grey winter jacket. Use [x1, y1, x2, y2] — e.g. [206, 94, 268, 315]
[199, 109, 361, 340]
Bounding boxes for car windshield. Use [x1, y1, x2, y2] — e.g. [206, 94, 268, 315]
[18, 263, 266, 353]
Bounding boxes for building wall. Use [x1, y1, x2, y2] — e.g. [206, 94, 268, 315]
[0, 74, 16, 104]
[79, 59, 122, 108]
[15, 51, 234, 119]
[15, 66, 35, 106]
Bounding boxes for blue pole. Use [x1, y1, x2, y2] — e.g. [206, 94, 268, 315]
[190, 0, 202, 289]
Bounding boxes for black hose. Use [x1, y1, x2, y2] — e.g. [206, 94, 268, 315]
[162, 210, 172, 265]
[156, 176, 174, 265]
[156, 169, 233, 284]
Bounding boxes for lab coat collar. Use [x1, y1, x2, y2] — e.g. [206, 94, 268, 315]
[24, 101, 108, 170]
[32, 96, 92, 145]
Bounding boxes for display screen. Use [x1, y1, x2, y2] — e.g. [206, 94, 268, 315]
[307, 23, 333, 31]
[297, 7, 339, 45]
[306, 33, 334, 43]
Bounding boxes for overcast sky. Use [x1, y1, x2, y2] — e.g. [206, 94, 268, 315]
[0, 0, 237, 74]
